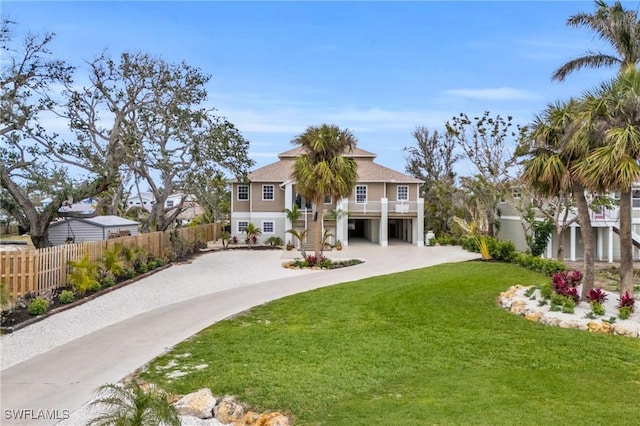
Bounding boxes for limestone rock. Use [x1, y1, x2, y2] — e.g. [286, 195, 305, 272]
[174, 388, 217, 419]
[237, 412, 290, 426]
[587, 321, 612, 334]
[612, 323, 638, 337]
[525, 312, 542, 322]
[215, 397, 245, 424]
[559, 320, 579, 329]
[510, 300, 527, 315]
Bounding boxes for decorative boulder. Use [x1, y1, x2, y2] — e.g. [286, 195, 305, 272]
[174, 388, 217, 419]
[214, 396, 245, 423]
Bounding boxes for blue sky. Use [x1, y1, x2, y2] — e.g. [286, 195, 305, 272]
[3, 1, 636, 176]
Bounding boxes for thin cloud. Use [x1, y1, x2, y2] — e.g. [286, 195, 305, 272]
[445, 87, 540, 100]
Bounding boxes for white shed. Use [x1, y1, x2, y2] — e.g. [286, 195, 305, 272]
[48, 216, 139, 246]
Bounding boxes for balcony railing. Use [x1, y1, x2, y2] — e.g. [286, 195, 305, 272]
[346, 200, 418, 214]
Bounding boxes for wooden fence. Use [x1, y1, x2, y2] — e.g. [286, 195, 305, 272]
[0, 223, 219, 299]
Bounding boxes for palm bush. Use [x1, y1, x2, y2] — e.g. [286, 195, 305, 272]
[88, 382, 180, 426]
[67, 254, 101, 295]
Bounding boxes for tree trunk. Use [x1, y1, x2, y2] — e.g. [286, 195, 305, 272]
[314, 199, 323, 259]
[556, 227, 565, 261]
[574, 183, 594, 300]
[486, 208, 495, 238]
[618, 188, 634, 296]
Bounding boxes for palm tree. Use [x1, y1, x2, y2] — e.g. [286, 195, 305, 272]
[286, 228, 308, 257]
[574, 68, 640, 296]
[243, 222, 262, 247]
[291, 124, 359, 258]
[88, 382, 180, 426]
[552, 0, 640, 81]
[520, 99, 597, 299]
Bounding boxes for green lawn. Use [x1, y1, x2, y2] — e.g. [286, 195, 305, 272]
[140, 262, 640, 425]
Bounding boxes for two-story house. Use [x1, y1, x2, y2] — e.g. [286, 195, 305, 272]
[231, 147, 424, 248]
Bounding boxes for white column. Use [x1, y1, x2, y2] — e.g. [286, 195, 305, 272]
[608, 226, 614, 263]
[570, 226, 576, 261]
[416, 198, 424, 247]
[380, 198, 388, 247]
[337, 198, 348, 246]
[546, 238, 553, 259]
[284, 182, 293, 232]
[597, 227, 603, 261]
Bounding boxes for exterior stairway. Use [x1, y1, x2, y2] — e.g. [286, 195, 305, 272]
[612, 226, 640, 250]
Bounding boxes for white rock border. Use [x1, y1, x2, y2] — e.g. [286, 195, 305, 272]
[497, 285, 639, 338]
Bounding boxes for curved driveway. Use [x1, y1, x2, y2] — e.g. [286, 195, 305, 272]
[0, 243, 477, 425]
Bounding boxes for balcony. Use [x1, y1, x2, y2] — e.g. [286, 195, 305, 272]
[346, 200, 418, 215]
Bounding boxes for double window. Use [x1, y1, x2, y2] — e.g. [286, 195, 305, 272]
[263, 185, 274, 201]
[237, 185, 249, 201]
[356, 185, 367, 204]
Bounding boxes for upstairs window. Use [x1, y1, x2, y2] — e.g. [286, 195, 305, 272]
[238, 185, 249, 201]
[356, 185, 367, 204]
[397, 186, 408, 201]
[263, 185, 274, 201]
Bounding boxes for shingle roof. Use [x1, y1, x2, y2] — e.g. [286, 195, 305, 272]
[244, 149, 423, 184]
[278, 146, 377, 159]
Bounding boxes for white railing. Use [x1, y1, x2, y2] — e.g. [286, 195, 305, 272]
[345, 200, 418, 214]
[389, 200, 417, 214]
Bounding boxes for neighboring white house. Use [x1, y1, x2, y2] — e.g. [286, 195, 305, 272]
[499, 188, 640, 262]
[48, 216, 139, 245]
[125, 192, 156, 212]
[125, 192, 192, 211]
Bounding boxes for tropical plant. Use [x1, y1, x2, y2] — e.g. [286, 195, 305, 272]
[574, 68, 640, 296]
[264, 236, 284, 246]
[243, 222, 262, 247]
[102, 244, 126, 278]
[321, 229, 334, 253]
[552, 0, 640, 81]
[219, 231, 231, 249]
[88, 382, 180, 426]
[0, 282, 12, 313]
[286, 228, 308, 257]
[67, 254, 101, 295]
[284, 204, 302, 224]
[291, 124, 359, 258]
[518, 99, 596, 299]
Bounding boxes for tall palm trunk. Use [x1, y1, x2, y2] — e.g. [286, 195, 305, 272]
[314, 198, 323, 258]
[618, 188, 634, 295]
[574, 183, 595, 300]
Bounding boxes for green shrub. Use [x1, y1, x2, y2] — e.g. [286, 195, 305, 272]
[491, 240, 517, 263]
[58, 290, 75, 304]
[436, 235, 454, 246]
[122, 268, 136, 280]
[27, 297, 49, 315]
[264, 236, 284, 246]
[101, 272, 116, 288]
[540, 282, 553, 300]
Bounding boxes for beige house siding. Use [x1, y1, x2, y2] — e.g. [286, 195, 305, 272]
[232, 183, 250, 213]
[386, 183, 418, 201]
[251, 182, 285, 213]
